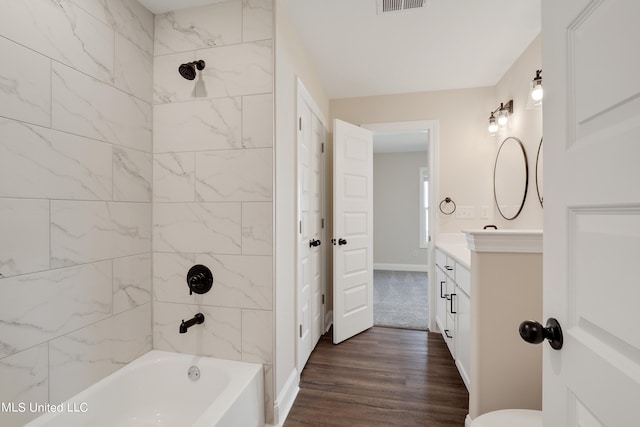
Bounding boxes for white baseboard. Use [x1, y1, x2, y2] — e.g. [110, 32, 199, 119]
[465, 414, 472, 427]
[374, 263, 429, 272]
[272, 369, 299, 427]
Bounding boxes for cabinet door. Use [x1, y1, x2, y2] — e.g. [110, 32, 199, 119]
[455, 288, 470, 390]
[444, 284, 456, 358]
[435, 267, 448, 334]
[443, 305, 456, 358]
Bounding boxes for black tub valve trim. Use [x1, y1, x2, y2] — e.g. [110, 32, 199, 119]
[187, 264, 213, 295]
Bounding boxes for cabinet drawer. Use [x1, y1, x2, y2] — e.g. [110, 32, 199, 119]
[444, 257, 456, 278]
[456, 265, 470, 296]
[436, 248, 456, 279]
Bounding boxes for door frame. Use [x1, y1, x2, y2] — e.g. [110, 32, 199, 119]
[295, 78, 328, 371]
[362, 120, 439, 332]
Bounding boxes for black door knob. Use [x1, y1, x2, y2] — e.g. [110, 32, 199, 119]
[338, 238, 347, 246]
[519, 318, 563, 350]
[309, 239, 321, 247]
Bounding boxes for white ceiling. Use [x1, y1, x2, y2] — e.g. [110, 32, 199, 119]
[282, 0, 541, 99]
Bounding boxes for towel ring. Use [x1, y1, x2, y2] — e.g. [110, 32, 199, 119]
[439, 197, 456, 215]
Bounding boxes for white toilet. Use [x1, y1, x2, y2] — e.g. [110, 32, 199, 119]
[470, 409, 542, 427]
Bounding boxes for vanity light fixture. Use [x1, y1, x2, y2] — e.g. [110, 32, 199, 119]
[487, 100, 513, 135]
[530, 69, 543, 105]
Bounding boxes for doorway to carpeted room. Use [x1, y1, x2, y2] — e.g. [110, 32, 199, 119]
[373, 270, 428, 330]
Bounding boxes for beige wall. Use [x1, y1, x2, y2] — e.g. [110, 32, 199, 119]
[373, 152, 428, 266]
[273, 0, 329, 420]
[494, 34, 543, 229]
[330, 87, 497, 234]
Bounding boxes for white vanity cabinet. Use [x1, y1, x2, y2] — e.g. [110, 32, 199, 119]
[435, 247, 471, 389]
[437, 231, 543, 425]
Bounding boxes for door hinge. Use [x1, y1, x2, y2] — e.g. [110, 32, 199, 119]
[299, 324, 302, 338]
[321, 218, 325, 228]
[322, 294, 325, 304]
[299, 117, 302, 131]
[299, 220, 302, 234]
[321, 142, 325, 153]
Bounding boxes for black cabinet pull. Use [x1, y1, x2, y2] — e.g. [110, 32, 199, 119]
[440, 281, 446, 299]
[445, 265, 453, 271]
[444, 329, 453, 339]
[450, 293, 457, 314]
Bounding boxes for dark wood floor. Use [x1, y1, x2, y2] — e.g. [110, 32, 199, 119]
[284, 327, 469, 426]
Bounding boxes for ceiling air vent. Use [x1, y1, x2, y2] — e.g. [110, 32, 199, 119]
[377, 0, 428, 15]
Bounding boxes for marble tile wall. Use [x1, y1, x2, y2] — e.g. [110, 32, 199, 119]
[0, 1, 153, 425]
[151, 0, 274, 422]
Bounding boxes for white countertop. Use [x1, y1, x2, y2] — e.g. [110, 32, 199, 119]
[436, 233, 471, 268]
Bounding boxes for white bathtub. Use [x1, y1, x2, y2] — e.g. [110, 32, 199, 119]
[25, 350, 264, 427]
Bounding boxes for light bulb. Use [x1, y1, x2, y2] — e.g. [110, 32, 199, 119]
[531, 82, 543, 102]
[530, 70, 543, 105]
[488, 113, 499, 134]
[497, 108, 509, 126]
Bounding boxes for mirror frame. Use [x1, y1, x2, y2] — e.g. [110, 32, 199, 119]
[493, 136, 529, 220]
[536, 137, 543, 208]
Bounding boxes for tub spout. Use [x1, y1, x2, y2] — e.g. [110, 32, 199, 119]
[179, 313, 205, 334]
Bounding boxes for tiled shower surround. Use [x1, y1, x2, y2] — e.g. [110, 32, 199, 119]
[152, 0, 275, 421]
[0, 0, 274, 425]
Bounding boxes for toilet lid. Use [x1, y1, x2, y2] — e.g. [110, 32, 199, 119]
[471, 409, 542, 427]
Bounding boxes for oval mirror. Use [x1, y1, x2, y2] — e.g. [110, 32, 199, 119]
[494, 137, 529, 220]
[536, 138, 543, 207]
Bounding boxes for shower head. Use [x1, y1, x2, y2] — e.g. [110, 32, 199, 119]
[178, 60, 206, 81]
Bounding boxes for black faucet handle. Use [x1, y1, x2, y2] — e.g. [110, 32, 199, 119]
[186, 265, 213, 295]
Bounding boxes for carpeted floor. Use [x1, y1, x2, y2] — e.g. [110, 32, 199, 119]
[373, 270, 429, 330]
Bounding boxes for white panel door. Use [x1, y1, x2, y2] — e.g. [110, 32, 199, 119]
[297, 86, 326, 370]
[297, 101, 312, 369]
[543, 1, 640, 425]
[333, 119, 373, 344]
